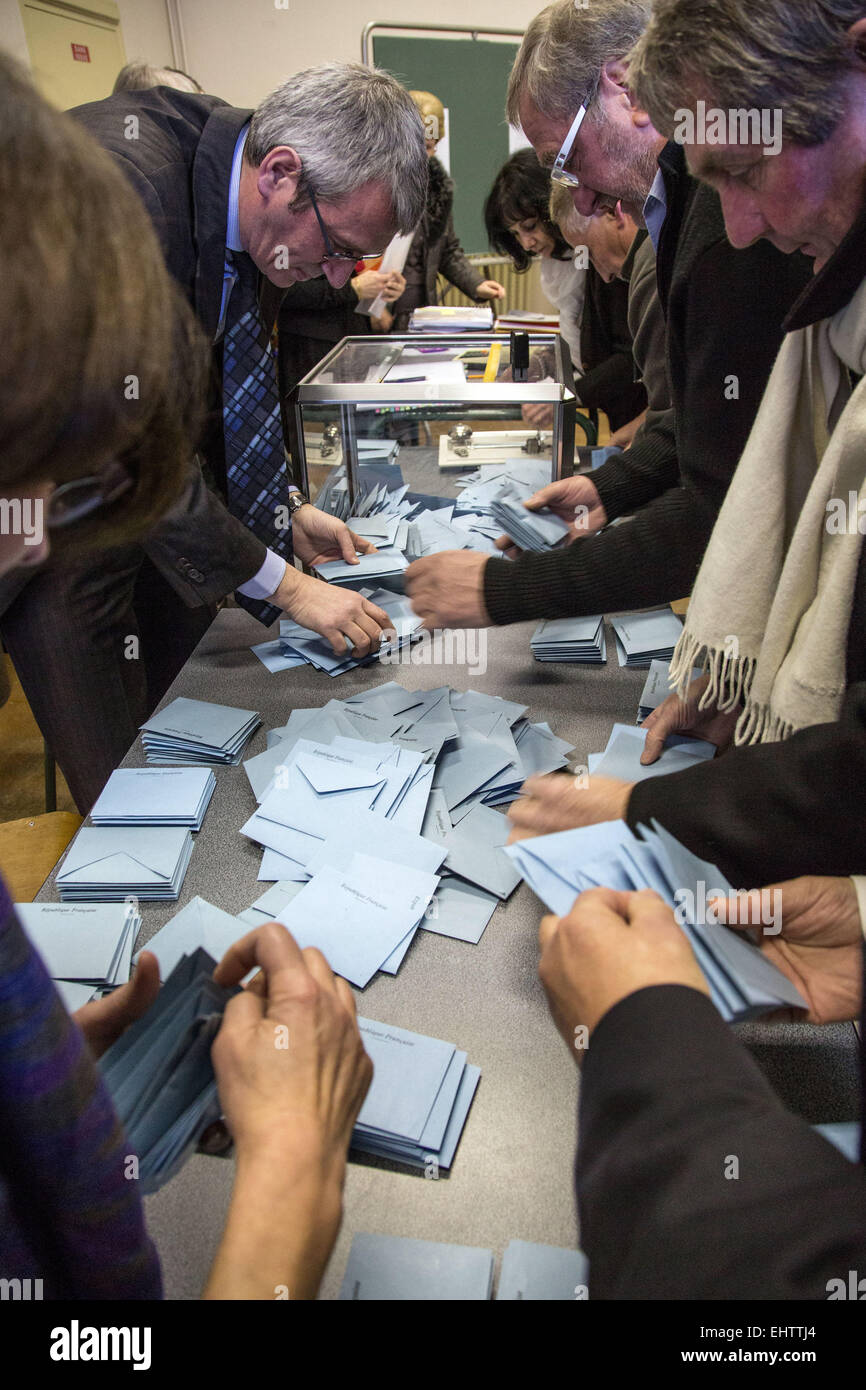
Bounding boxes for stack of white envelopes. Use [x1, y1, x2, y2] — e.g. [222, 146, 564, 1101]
[531, 615, 606, 663]
[56, 826, 194, 902]
[610, 608, 684, 668]
[16, 901, 141, 1011]
[588, 722, 717, 782]
[140, 697, 260, 765]
[351, 1016, 480, 1169]
[90, 767, 216, 829]
[506, 819, 807, 1023]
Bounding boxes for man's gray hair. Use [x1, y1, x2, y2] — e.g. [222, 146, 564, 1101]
[629, 0, 866, 148]
[247, 62, 428, 232]
[506, 0, 651, 127]
[113, 61, 202, 94]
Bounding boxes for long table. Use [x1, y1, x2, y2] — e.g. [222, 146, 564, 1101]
[37, 605, 861, 1299]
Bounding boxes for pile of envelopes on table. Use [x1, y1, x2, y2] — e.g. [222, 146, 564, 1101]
[17, 901, 141, 1012]
[609, 608, 684, 668]
[506, 818, 807, 1022]
[531, 614, 606, 664]
[252, 587, 424, 679]
[234, 683, 574, 980]
[89, 767, 216, 830]
[488, 487, 571, 553]
[351, 1016, 479, 1169]
[339, 1235, 588, 1301]
[56, 826, 194, 903]
[140, 697, 260, 766]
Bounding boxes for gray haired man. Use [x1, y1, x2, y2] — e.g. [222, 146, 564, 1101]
[0, 64, 428, 810]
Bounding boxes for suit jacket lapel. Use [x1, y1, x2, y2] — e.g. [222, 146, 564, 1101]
[191, 103, 253, 341]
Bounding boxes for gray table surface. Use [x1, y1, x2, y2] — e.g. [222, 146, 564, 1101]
[35, 435, 860, 1297]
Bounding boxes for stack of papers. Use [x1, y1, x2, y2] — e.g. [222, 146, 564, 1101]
[408, 305, 494, 333]
[587, 722, 716, 781]
[140, 698, 260, 766]
[488, 495, 570, 552]
[610, 608, 683, 668]
[340, 1235, 495, 1300]
[505, 818, 807, 1023]
[56, 826, 194, 902]
[90, 767, 216, 829]
[99, 949, 237, 1193]
[352, 1016, 480, 1168]
[531, 615, 606, 664]
[16, 901, 141, 1012]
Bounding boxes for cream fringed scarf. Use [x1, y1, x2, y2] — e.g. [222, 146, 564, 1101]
[669, 274, 866, 745]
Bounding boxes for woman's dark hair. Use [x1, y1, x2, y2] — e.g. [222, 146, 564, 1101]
[483, 148, 571, 272]
[0, 54, 208, 549]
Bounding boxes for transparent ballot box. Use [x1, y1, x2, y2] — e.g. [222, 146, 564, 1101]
[287, 334, 580, 522]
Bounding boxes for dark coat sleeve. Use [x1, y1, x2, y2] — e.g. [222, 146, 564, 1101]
[627, 681, 866, 885]
[435, 212, 485, 300]
[578, 984, 866, 1299]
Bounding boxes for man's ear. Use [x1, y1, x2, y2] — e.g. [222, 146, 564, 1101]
[255, 145, 303, 208]
[600, 58, 654, 130]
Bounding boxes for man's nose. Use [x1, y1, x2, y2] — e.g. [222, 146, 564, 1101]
[720, 188, 769, 249]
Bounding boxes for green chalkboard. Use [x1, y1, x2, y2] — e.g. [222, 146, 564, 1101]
[373, 35, 521, 254]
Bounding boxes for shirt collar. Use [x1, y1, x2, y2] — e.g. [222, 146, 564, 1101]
[226, 123, 250, 255]
[643, 167, 668, 253]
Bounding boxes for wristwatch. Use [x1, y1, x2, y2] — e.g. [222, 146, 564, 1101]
[286, 488, 310, 518]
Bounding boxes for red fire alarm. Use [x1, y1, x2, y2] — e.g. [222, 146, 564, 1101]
[71, 43, 90, 63]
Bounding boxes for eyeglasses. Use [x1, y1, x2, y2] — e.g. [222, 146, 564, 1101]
[46, 460, 134, 530]
[306, 185, 382, 274]
[550, 102, 590, 189]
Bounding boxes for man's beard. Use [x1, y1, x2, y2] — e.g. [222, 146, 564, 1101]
[592, 117, 660, 226]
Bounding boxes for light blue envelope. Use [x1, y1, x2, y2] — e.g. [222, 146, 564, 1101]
[339, 1234, 495, 1301]
[355, 1016, 455, 1141]
[303, 812, 446, 879]
[275, 863, 433, 988]
[424, 879, 499, 944]
[138, 896, 247, 979]
[442, 804, 521, 899]
[496, 1241, 589, 1300]
[89, 767, 216, 826]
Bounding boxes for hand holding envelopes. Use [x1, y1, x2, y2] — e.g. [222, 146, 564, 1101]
[506, 819, 807, 1023]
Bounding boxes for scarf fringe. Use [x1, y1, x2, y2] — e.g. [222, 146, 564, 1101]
[670, 630, 794, 746]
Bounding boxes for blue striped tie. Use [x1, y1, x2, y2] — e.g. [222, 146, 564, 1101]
[222, 253, 292, 624]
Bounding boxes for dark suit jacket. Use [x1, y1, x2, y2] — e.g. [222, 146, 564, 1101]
[578, 981, 866, 1299]
[0, 89, 281, 620]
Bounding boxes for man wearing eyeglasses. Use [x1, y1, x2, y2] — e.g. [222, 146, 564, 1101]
[0, 63, 428, 811]
[406, 0, 809, 648]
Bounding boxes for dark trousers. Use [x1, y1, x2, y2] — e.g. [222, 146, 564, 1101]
[0, 548, 216, 813]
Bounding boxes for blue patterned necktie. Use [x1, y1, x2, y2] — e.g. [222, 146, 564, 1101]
[222, 251, 292, 624]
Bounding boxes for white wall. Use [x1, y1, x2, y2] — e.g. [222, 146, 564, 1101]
[115, 0, 174, 68]
[176, 0, 534, 107]
[0, 0, 32, 65]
